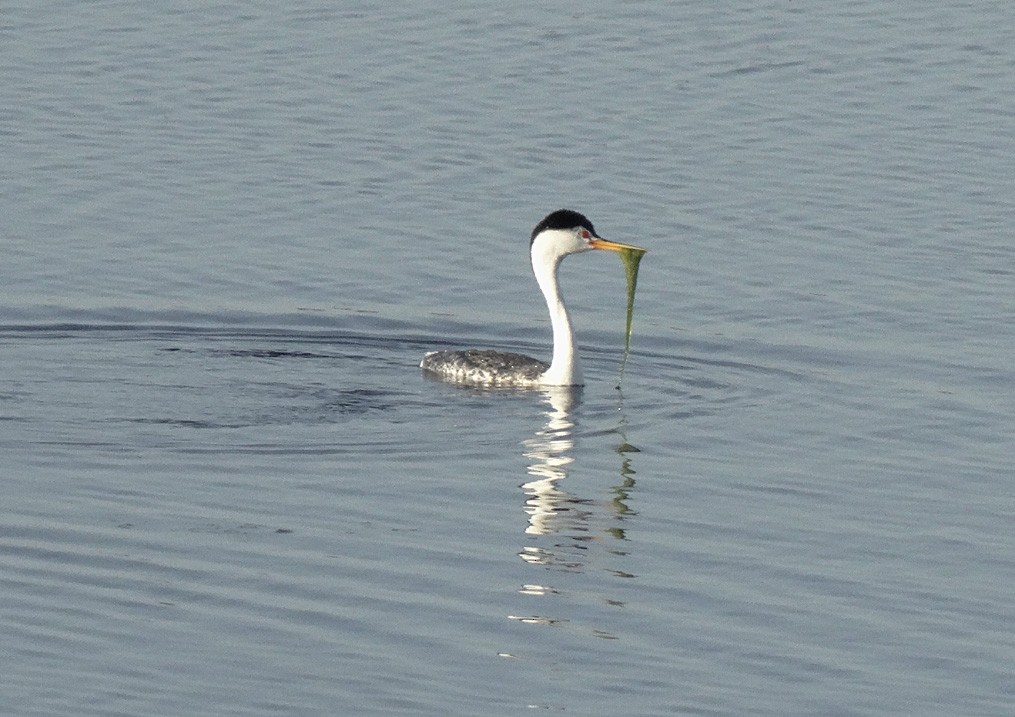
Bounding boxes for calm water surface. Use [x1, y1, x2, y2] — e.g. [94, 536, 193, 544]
[2, 1, 1013, 715]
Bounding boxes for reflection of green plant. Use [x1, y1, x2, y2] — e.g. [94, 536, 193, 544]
[608, 439, 639, 528]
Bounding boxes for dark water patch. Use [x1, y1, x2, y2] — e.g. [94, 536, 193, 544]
[711, 59, 808, 78]
[124, 417, 247, 429]
[114, 388, 428, 433]
[214, 348, 339, 360]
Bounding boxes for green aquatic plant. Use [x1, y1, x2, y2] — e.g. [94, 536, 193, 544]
[617, 245, 646, 379]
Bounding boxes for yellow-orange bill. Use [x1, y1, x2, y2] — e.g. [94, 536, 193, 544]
[590, 237, 648, 253]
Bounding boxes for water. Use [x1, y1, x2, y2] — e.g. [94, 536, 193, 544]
[2, 2, 1013, 715]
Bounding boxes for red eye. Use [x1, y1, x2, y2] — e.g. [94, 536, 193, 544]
[581, 229, 591, 239]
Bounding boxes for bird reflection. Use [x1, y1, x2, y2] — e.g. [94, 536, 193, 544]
[520, 387, 584, 537]
[518, 387, 639, 557]
[509, 387, 641, 635]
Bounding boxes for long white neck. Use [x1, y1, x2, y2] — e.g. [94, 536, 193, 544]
[532, 250, 583, 386]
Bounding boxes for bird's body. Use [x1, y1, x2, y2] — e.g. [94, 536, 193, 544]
[420, 210, 645, 387]
[420, 349, 548, 386]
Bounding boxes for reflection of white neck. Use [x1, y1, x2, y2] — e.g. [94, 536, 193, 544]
[521, 387, 579, 536]
[532, 249, 582, 386]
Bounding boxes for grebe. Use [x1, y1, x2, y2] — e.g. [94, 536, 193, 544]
[420, 209, 646, 387]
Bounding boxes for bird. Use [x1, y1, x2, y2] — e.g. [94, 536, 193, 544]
[420, 209, 645, 387]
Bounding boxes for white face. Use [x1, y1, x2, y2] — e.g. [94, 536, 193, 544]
[531, 226, 594, 264]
